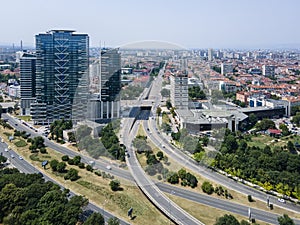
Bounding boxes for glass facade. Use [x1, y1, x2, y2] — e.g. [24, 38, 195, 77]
[32, 30, 89, 124]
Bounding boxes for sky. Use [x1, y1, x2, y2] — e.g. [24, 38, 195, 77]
[1, 0, 300, 49]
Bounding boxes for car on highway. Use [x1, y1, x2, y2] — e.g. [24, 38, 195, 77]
[4, 148, 8, 152]
[19, 156, 23, 160]
[278, 198, 286, 203]
[106, 165, 112, 170]
[11, 154, 15, 158]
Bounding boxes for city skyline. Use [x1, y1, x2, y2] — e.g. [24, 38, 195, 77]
[0, 0, 299, 49]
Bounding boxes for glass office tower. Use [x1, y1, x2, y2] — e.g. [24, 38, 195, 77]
[31, 30, 89, 124]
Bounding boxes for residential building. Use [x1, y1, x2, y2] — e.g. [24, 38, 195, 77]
[170, 71, 188, 109]
[262, 65, 275, 77]
[20, 52, 36, 115]
[221, 63, 233, 75]
[31, 30, 89, 124]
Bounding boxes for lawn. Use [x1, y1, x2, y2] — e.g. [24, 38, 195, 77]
[16, 115, 32, 121]
[14, 139, 27, 147]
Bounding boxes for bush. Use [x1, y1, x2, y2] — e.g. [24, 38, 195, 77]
[64, 168, 79, 181]
[14, 140, 27, 147]
[248, 195, 253, 202]
[62, 155, 69, 161]
[78, 162, 85, 169]
[86, 165, 93, 172]
[167, 172, 179, 184]
[50, 159, 59, 171]
[109, 180, 121, 191]
[73, 155, 81, 165]
[40, 147, 47, 154]
[57, 162, 67, 173]
[94, 171, 102, 176]
[201, 181, 214, 195]
[68, 158, 74, 165]
[157, 175, 162, 180]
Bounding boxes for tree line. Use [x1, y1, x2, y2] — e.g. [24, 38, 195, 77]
[0, 168, 120, 225]
[214, 129, 300, 200]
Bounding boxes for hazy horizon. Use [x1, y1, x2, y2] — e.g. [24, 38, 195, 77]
[1, 0, 299, 49]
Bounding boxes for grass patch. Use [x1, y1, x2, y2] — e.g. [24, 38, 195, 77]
[16, 115, 32, 121]
[14, 140, 27, 147]
[3, 132, 12, 137]
[29, 153, 42, 162]
[167, 194, 271, 225]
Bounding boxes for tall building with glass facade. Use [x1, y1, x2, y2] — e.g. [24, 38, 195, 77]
[20, 52, 36, 116]
[31, 30, 89, 124]
[88, 48, 121, 122]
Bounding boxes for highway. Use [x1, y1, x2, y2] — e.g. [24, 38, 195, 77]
[145, 66, 300, 215]
[122, 114, 202, 224]
[0, 140, 130, 225]
[2, 114, 300, 224]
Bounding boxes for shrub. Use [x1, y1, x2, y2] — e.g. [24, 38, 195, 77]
[86, 165, 93, 172]
[68, 158, 74, 165]
[109, 180, 121, 191]
[50, 159, 59, 171]
[248, 195, 253, 202]
[40, 147, 47, 154]
[62, 155, 69, 161]
[201, 181, 214, 195]
[64, 168, 79, 181]
[78, 162, 85, 169]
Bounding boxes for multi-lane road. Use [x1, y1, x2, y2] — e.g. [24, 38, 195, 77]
[2, 113, 300, 224]
[123, 116, 202, 225]
[145, 67, 300, 214]
[0, 140, 130, 225]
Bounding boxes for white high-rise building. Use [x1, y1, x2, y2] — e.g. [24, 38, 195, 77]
[170, 71, 188, 110]
[208, 48, 214, 61]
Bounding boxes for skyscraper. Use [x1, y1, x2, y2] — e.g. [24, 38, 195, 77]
[20, 52, 36, 115]
[208, 48, 214, 61]
[88, 48, 121, 122]
[31, 30, 89, 124]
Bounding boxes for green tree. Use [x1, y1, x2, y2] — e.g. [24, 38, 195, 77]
[64, 168, 79, 181]
[255, 118, 275, 131]
[83, 212, 105, 225]
[278, 214, 295, 225]
[62, 155, 69, 161]
[57, 162, 67, 173]
[287, 141, 296, 154]
[50, 159, 59, 171]
[73, 155, 81, 165]
[0, 155, 7, 165]
[201, 181, 214, 194]
[167, 172, 179, 184]
[156, 151, 164, 160]
[214, 214, 240, 225]
[249, 113, 258, 125]
[109, 180, 121, 191]
[279, 123, 290, 136]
